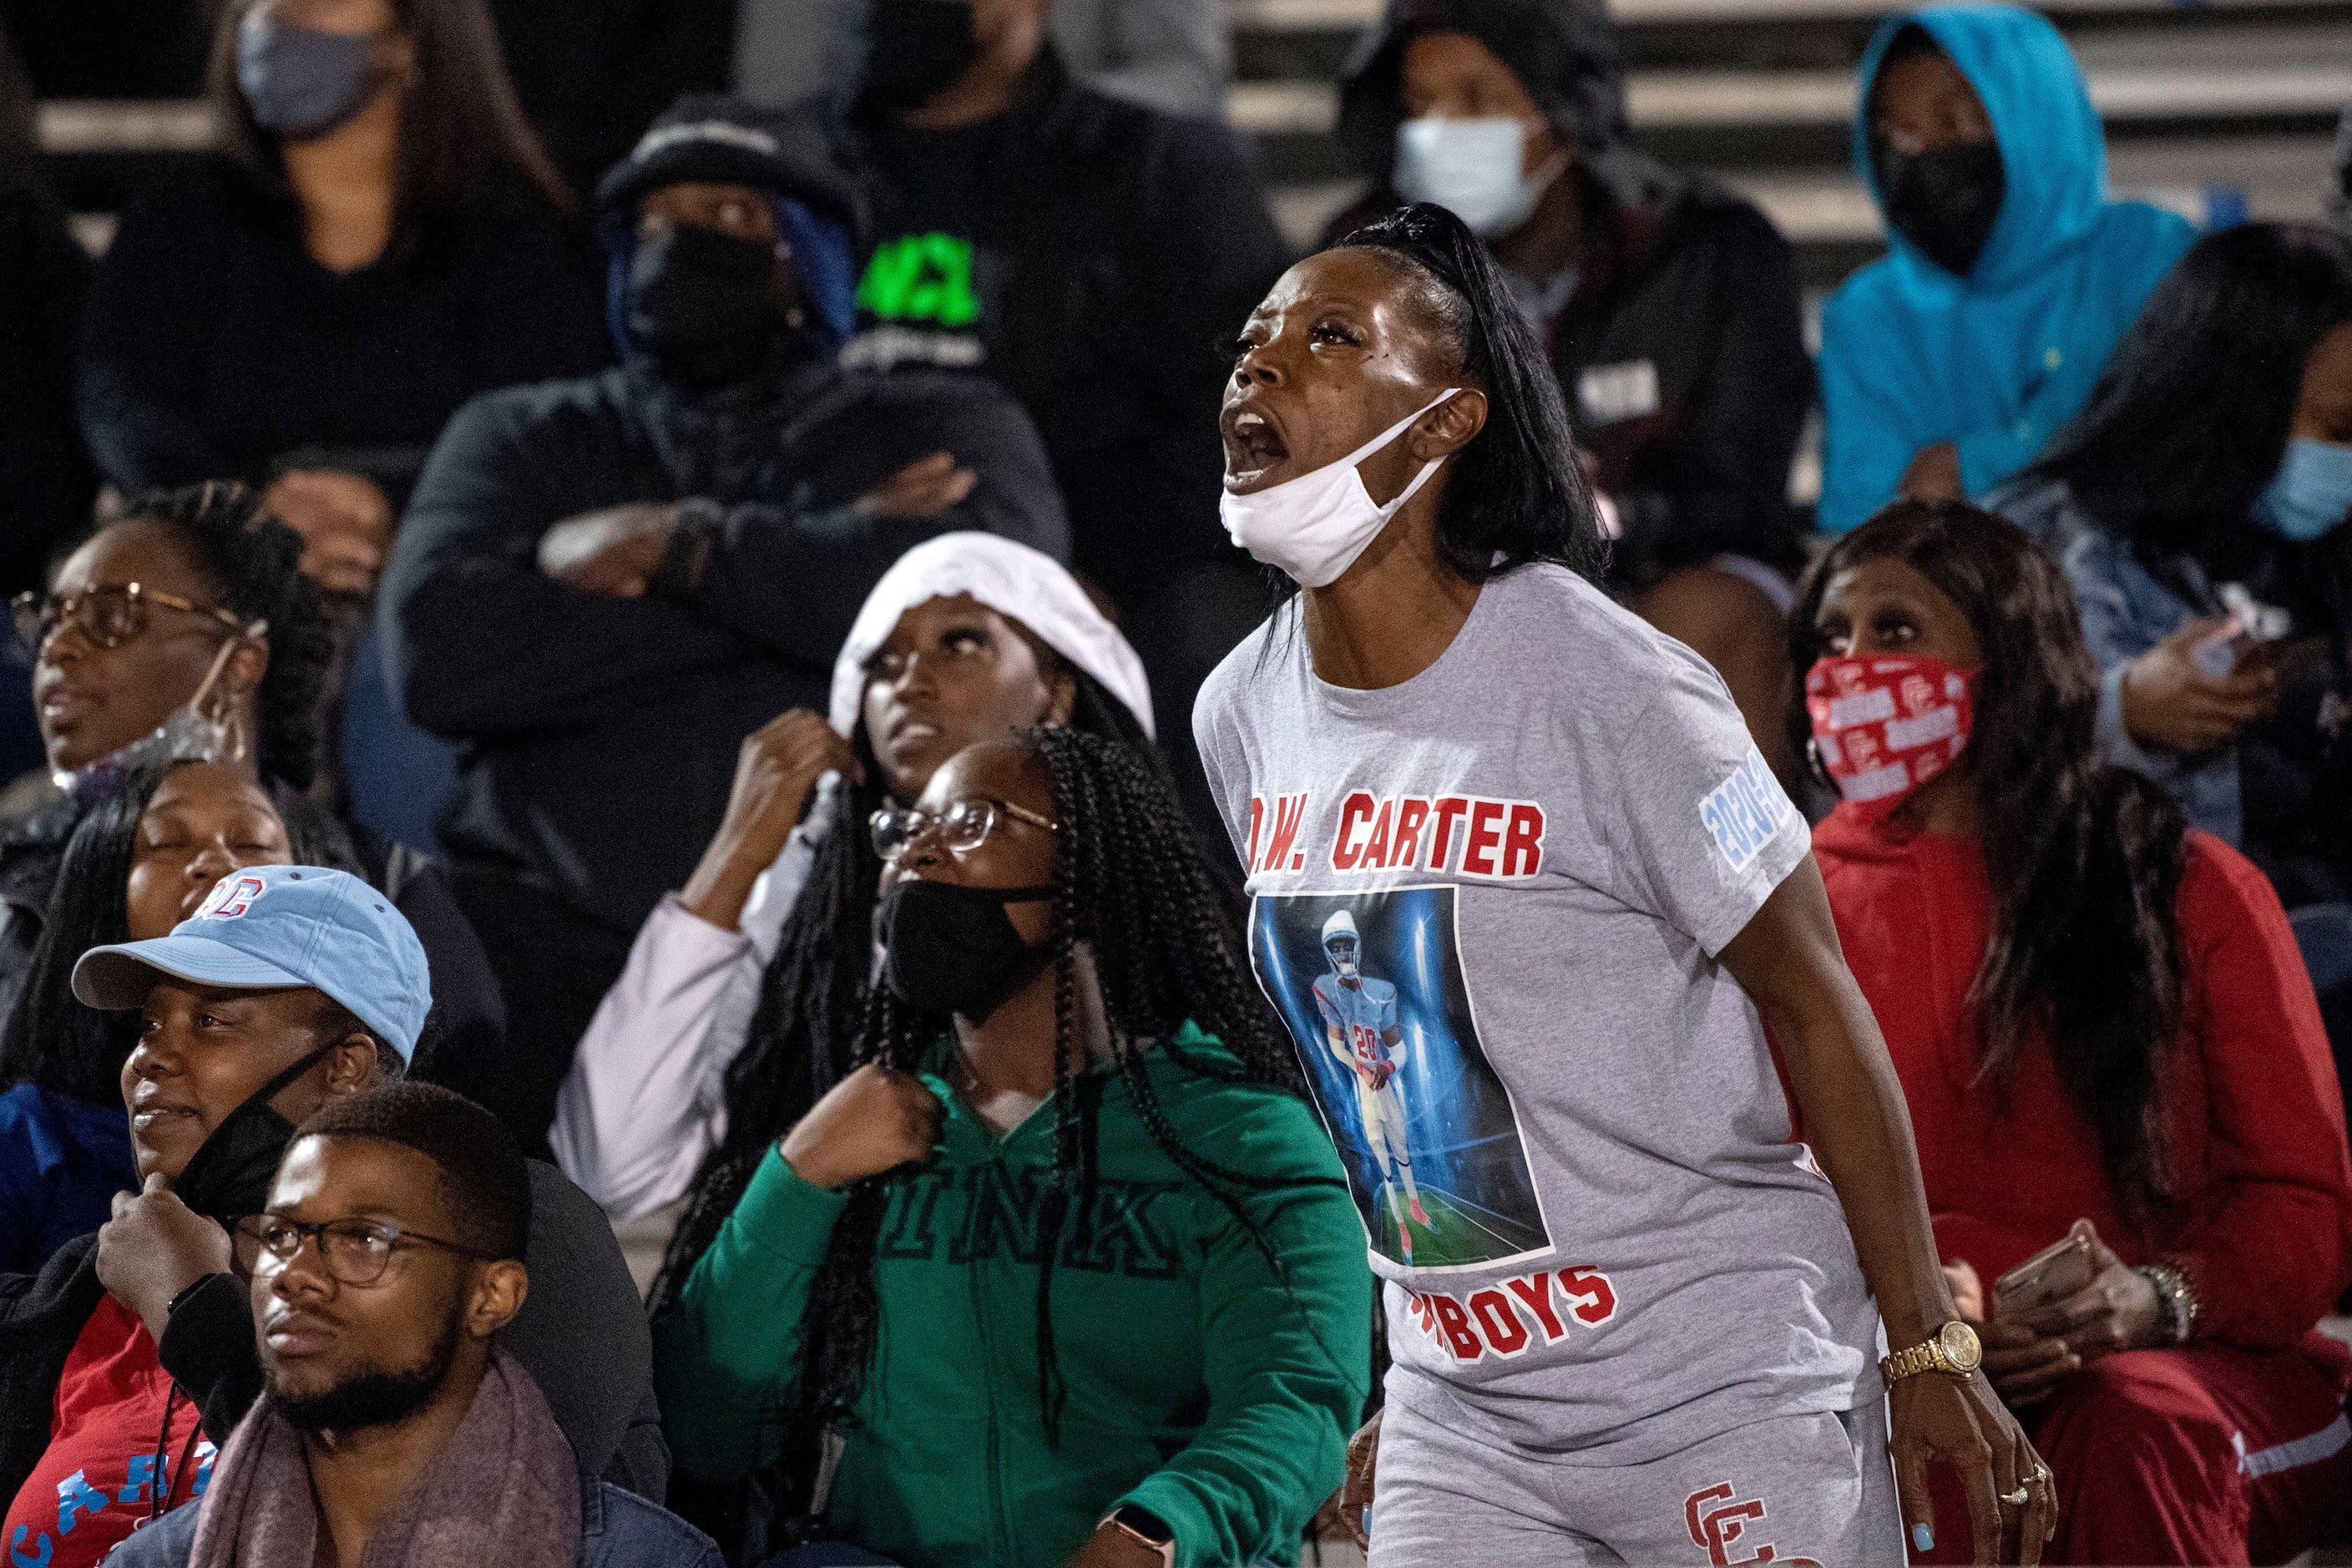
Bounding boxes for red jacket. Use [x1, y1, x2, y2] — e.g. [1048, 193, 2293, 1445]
[1814, 808, 2352, 1352]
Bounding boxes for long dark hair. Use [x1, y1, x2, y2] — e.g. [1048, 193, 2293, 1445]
[114, 482, 338, 792]
[792, 727, 1321, 1445]
[0, 759, 331, 1107]
[209, 0, 573, 236]
[2026, 224, 2352, 554]
[1333, 203, 1607, 585]
[1788, 501, 2189, 1212]
[649, 670, 1160, 1314]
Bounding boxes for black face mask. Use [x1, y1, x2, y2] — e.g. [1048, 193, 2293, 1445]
[864, 0, 980, 109]
[626, 222, 784, 389]
[873, 878, 1056, 1019]
[169, 1041, 339, 1223]
[1877, 142, 2005, 278]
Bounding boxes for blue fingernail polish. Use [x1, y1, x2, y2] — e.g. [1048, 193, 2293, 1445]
[1912, 1523, 1935, 1553]
[1360, 1507, 1373, 1537]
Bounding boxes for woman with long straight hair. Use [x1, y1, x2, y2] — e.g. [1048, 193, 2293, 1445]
[653, 727, 1369, 1568]
[1194, 202, 2041, 1564]
[1797, 499, 2352, 1564]
[76, 0, 609, 844]
[81, 0, 603, 564]
[1990, 223, 2352, 1070]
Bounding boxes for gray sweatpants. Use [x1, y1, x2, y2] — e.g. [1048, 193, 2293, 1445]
[1368, 1398, 1902, 1566]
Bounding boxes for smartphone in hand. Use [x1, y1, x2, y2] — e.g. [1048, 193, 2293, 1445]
[1992, 1219, 2099, 1319]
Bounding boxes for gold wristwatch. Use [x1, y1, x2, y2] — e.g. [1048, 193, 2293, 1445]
[1880, 1321, 1984, 1383]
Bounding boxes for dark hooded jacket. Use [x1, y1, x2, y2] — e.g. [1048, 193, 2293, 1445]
[1328, 0, 1811, 583]
[380, 100, 1070, 940]
[839, 48, 1292, 592]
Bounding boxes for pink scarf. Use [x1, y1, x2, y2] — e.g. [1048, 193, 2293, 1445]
[185, 1349, 582, 1568]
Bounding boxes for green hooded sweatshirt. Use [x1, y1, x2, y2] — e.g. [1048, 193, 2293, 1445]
[653, 1024, 1373, 1568]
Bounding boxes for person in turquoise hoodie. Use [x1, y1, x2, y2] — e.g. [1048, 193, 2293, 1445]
[653, 726, 1370, 1568]
[1815, 4, 2196, 534]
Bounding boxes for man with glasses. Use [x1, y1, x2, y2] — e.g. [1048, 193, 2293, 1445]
[108, 1081, 721, 1568]
[0, 867, 663, 1566]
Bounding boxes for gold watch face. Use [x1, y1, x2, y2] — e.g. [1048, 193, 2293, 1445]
[1940, 1319, 1984, 1373]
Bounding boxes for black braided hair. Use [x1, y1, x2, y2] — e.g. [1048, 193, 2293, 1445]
[0, 759, 337, 1106]
[648, 670, 1161, 1315]
[791, 727, 1330, 1454]
[109, 482, 338, 792]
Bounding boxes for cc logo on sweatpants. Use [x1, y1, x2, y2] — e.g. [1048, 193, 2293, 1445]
[1683, 1482, 1822, 1566]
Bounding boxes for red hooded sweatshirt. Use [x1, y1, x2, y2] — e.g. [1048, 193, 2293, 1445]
[1813, 807, 2352, 1365]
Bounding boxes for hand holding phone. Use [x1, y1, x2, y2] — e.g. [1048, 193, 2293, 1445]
[1992, 1218, 2099, 1320]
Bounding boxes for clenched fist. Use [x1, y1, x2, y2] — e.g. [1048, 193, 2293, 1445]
[780, 1064, 947, 1189]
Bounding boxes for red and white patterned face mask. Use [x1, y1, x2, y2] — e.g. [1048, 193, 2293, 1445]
[1804, 653, 1974, 817]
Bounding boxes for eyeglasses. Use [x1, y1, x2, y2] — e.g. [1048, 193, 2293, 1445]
[869, 797, 1058, 863]
[13, 584, 247, 660]
[232, 1214, 498, 1287]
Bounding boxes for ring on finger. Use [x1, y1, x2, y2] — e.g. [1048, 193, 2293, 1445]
[2000, 1487, 2030, 1507]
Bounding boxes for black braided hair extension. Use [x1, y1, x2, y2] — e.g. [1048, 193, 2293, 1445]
[787, 726, 1345, 1462]
[648, 670, 1158, 1317]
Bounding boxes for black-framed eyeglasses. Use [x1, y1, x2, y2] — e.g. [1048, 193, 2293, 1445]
[231, 1213, 498, 1287]
[869, 797, 1058, 863]
[13, 583, 248, 661]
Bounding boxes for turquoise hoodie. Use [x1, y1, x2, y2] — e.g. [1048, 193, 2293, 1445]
[1815, 4, 2195, 533]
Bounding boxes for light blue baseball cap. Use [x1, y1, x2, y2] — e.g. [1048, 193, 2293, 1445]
[72, 865, 431, 1064]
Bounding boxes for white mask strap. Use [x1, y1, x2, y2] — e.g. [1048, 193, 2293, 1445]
[1354, 387, 1460, 520]
[1338, 387, 1461, 472]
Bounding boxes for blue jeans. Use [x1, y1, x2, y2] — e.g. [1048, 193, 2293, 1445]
[756, 1547, 904, 1567]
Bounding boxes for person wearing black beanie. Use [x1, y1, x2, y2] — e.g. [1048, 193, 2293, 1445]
[382, 94, 1069, 1157]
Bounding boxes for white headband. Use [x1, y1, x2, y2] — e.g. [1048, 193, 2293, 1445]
[827, 533, 1156, 741]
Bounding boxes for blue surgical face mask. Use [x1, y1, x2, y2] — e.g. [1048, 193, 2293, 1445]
[238, 9, 384, 140]
[2253, 436, 2352, 543]
[1393, 117, 1565, 239]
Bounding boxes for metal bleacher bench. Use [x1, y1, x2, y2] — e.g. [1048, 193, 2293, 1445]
[1226, 0, 2352, 274]
[33, 0, 2352, 279]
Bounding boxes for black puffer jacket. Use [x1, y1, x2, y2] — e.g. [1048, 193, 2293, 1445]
[1330, 0, 1813, 584]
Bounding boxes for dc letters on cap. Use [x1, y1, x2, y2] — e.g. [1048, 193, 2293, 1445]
[198, 875, 268, 921]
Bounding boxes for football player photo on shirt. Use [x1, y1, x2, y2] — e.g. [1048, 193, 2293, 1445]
[1249, 885, 1550, 1271]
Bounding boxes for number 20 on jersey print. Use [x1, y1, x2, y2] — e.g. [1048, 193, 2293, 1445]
[1249, 885, 1552, 1271]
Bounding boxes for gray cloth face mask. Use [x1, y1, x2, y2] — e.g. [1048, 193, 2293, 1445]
[238, 12, 385, 139]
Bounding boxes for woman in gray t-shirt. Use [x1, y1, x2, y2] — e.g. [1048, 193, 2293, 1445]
[1191, 202, 2050, 1565]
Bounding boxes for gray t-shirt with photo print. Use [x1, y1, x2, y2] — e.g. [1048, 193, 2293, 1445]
[1194, 563, 1880, 1464]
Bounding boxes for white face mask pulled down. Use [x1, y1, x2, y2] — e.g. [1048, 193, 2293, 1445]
[1220, 389, 1459, 589]
[58, 623, 265, 798]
